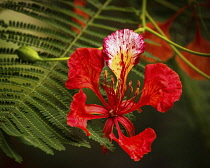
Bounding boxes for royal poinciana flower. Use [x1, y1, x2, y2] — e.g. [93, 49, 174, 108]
[141, 21, 173, 62]
[141, 6, 187, 62]
[176, 26, 210, 80]
[66, 29, 182, 161]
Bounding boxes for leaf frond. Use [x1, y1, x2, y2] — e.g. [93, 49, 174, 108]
[0, 0, 139, 162]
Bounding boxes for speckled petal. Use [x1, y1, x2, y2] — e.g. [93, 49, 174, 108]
[102, 29, 145, 79]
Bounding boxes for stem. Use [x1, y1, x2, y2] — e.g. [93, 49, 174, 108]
[145, 27, 210, 57]
[172, 44, 210, 80]
[40, 57, 69, 61]
[135, 12, 210, 79]
[140, 0, 147, 31]
[144, 12, 210, 57]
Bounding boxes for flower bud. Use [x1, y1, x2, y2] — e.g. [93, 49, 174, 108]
[16, 46, 42, 62]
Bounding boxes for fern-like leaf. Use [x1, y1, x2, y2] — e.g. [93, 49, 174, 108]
[88, 123, 115, 152]
[0, 130, 23, 163]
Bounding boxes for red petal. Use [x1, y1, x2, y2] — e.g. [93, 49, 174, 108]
[110, 128, 156, 161]
[100, 118, 115, 154]
[72, 0, 89, 33]
[116, 116, 135, 137]
[139, 63, 182, 112]
[66, 48, 104, 92]
[141, 22, 173, 62]
[67, 90, 108, 136]
[176, 31, 210, 80]
[141, 6, 188, 62]
[85, 104, 109, 115]
[103, 118, 114, 139]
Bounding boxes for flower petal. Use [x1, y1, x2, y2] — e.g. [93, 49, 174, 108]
[139, 63, 182, 112]
[176, 30, 210, 80]
[110, 128, 156, 161]
[67, 90, 108, 136]
[66, 48, 104, 92]
[103, 118, 114, 139]
[102, 29, 145, 79]
[100, 118, 115, 154]
[72, 0, 89, 33]
[116, 116, 135, 137]
[85, 104, 109, 115]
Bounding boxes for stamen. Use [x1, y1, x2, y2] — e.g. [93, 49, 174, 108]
[127, 85, 133, 99]
[109, 75, 115, 95]
[104, 70, 108, 81]
[115, 78, 122, 99]
[129, 86, 133, 93]
[111, 75, 115, 85]
[119, 81, 133, 111]
[109, 75, 115, 96]
[118, 78, 123, 85]
[128, 80, 132, 86]
[134, 88, 140, 95]
[109, 109, 117, 117]
[133, 80, 141, 96]
[137, 80, 141, 87]
[119, 80, 142, 112]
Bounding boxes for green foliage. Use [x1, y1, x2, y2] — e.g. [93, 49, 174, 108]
[88, 123, 115, 151]
[0, 0, 143, 162]
[0, 130, 22, 163]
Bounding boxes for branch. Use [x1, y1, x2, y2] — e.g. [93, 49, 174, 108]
[136, 12, 210, 80]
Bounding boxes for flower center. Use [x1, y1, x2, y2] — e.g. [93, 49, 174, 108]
[102, 70, 142, 115]
[109, 109, 117, 117]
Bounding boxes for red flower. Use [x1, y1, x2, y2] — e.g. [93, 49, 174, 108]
[141, 6, 188, 63]
[72, 0, 89, 33]
[66, 29, 182, 161]
[176, 28, 210, 80]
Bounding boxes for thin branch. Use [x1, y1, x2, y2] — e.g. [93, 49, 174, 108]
[137, 12, 210, 80]
[140, 0, 147, 31]
[145, 27, 210, 57]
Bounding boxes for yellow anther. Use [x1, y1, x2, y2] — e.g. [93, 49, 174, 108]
[111, 75, 115, 84]
[128, 80, 132, 86]
[104, 70, 108, 79]
[137, 80, 141, 87]
[135, 88, 140, 95]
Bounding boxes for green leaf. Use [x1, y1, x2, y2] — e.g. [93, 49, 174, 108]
[132, 63, 145, 78]
[88, 123, 115, 152]
[141, 51, 161, 61]
[144, 38, 162, 46]
[0, 130, 23, 163]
